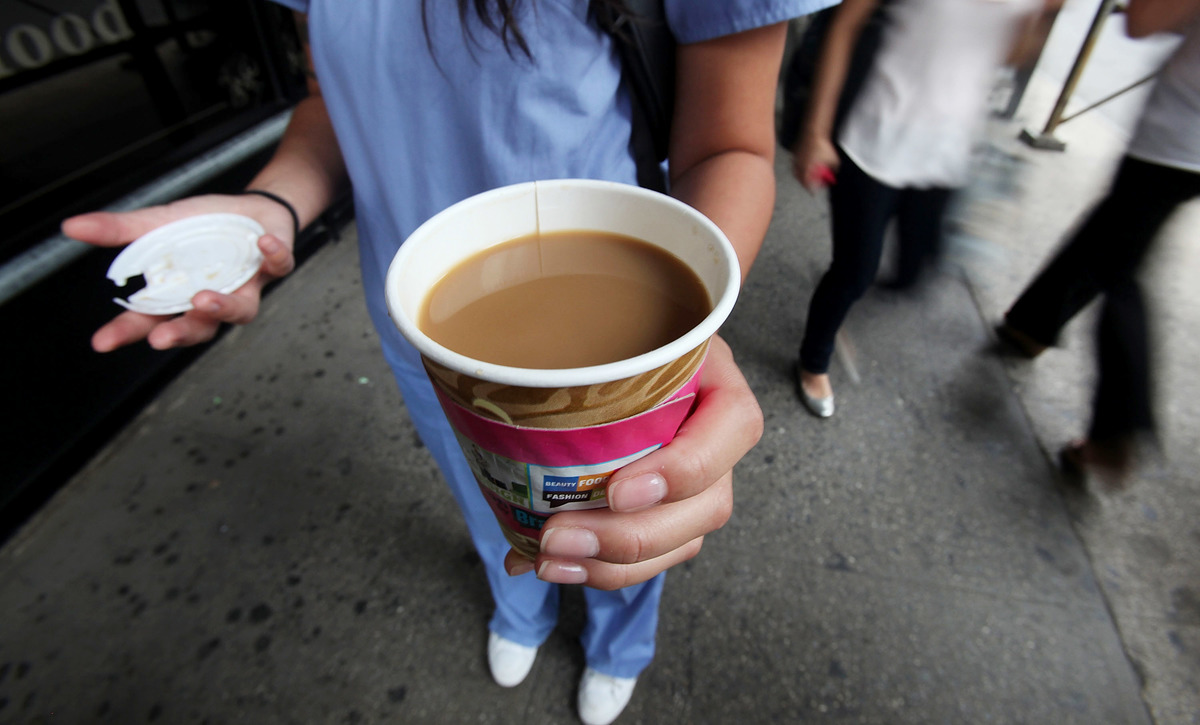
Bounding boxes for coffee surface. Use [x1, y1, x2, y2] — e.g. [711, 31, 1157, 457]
[419, 230, 711, 369]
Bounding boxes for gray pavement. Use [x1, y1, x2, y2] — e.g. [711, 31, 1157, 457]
[3, 37, 1199, 725]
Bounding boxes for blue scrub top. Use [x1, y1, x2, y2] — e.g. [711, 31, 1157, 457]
[269, 0, 836, 348]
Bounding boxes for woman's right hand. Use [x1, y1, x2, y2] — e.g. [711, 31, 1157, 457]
[62, 193, 298, 353]
[791, 133, 840, 193]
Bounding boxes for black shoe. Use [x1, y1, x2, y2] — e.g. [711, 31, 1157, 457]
[995, 322, 1047, 359]
[1058, 438, 1134, 490]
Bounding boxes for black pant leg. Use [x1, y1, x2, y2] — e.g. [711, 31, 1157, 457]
[1090, 281, 1154, 441]
[799, 151, 899, 374]
[1005, 156, 1195, 345]
[889, 185, 956, 289]
[1087, 159, 1200, 440]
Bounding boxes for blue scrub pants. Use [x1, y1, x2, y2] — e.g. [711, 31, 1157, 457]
[379, 332, 664, 679]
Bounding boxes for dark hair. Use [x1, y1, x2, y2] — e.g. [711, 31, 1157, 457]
[421, 0, 636, 59]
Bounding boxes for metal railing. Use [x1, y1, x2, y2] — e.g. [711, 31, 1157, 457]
[1019, 0, 1158, 151]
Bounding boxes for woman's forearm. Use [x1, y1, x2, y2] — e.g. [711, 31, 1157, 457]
[246, 12, 349, 234]
[801, 0, 880, 145]
[670, 152, 777, 283]
[246, 96, 349, 235]
[668, 21, 789, 278]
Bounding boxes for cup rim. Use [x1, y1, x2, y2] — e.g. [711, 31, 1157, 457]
[385, 179, 740, 388]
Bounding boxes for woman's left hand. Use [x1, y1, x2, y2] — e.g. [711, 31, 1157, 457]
[503, 336, 763, 590]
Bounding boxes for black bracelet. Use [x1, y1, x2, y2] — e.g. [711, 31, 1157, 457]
[241, 189, 301, 241]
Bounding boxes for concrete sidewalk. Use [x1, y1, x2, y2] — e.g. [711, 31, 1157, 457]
[2, 75, 1197, 725]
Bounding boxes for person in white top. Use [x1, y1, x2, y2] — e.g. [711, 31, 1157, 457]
[790, 0, 1060, 419]
[999, 0, 1200, 485]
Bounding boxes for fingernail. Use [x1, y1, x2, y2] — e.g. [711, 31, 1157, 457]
[201, 300, 221, 314]
[608, 472, 667, 512]
[540, 527, 600, 558]
[507, 558, 535, 576]
[537, 560, 588, 584]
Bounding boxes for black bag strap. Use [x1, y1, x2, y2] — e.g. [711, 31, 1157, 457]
[593, 0, 675, 192]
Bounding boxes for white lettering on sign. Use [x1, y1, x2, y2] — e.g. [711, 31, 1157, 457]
[6, 25, 55, 69]
[0, 0, 132, 80]
[52, 15, 97, 56]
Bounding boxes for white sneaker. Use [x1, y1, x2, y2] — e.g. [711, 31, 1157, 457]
[486, 632, 538, 687]
[577, 667, 637, 725]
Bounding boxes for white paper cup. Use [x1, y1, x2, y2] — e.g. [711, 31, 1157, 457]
[385, 179, 740, 557]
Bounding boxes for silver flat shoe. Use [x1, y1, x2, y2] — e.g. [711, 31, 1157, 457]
[796, 367, 835, 418]
[800, 388, 835, 418]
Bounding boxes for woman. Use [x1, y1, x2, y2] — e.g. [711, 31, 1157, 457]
[790, 0, 1059, 418]
[62, 2, 830, 722]
[999, 0, 1200, 486]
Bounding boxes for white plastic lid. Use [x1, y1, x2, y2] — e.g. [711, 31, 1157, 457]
[106, 214, 265, 315]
